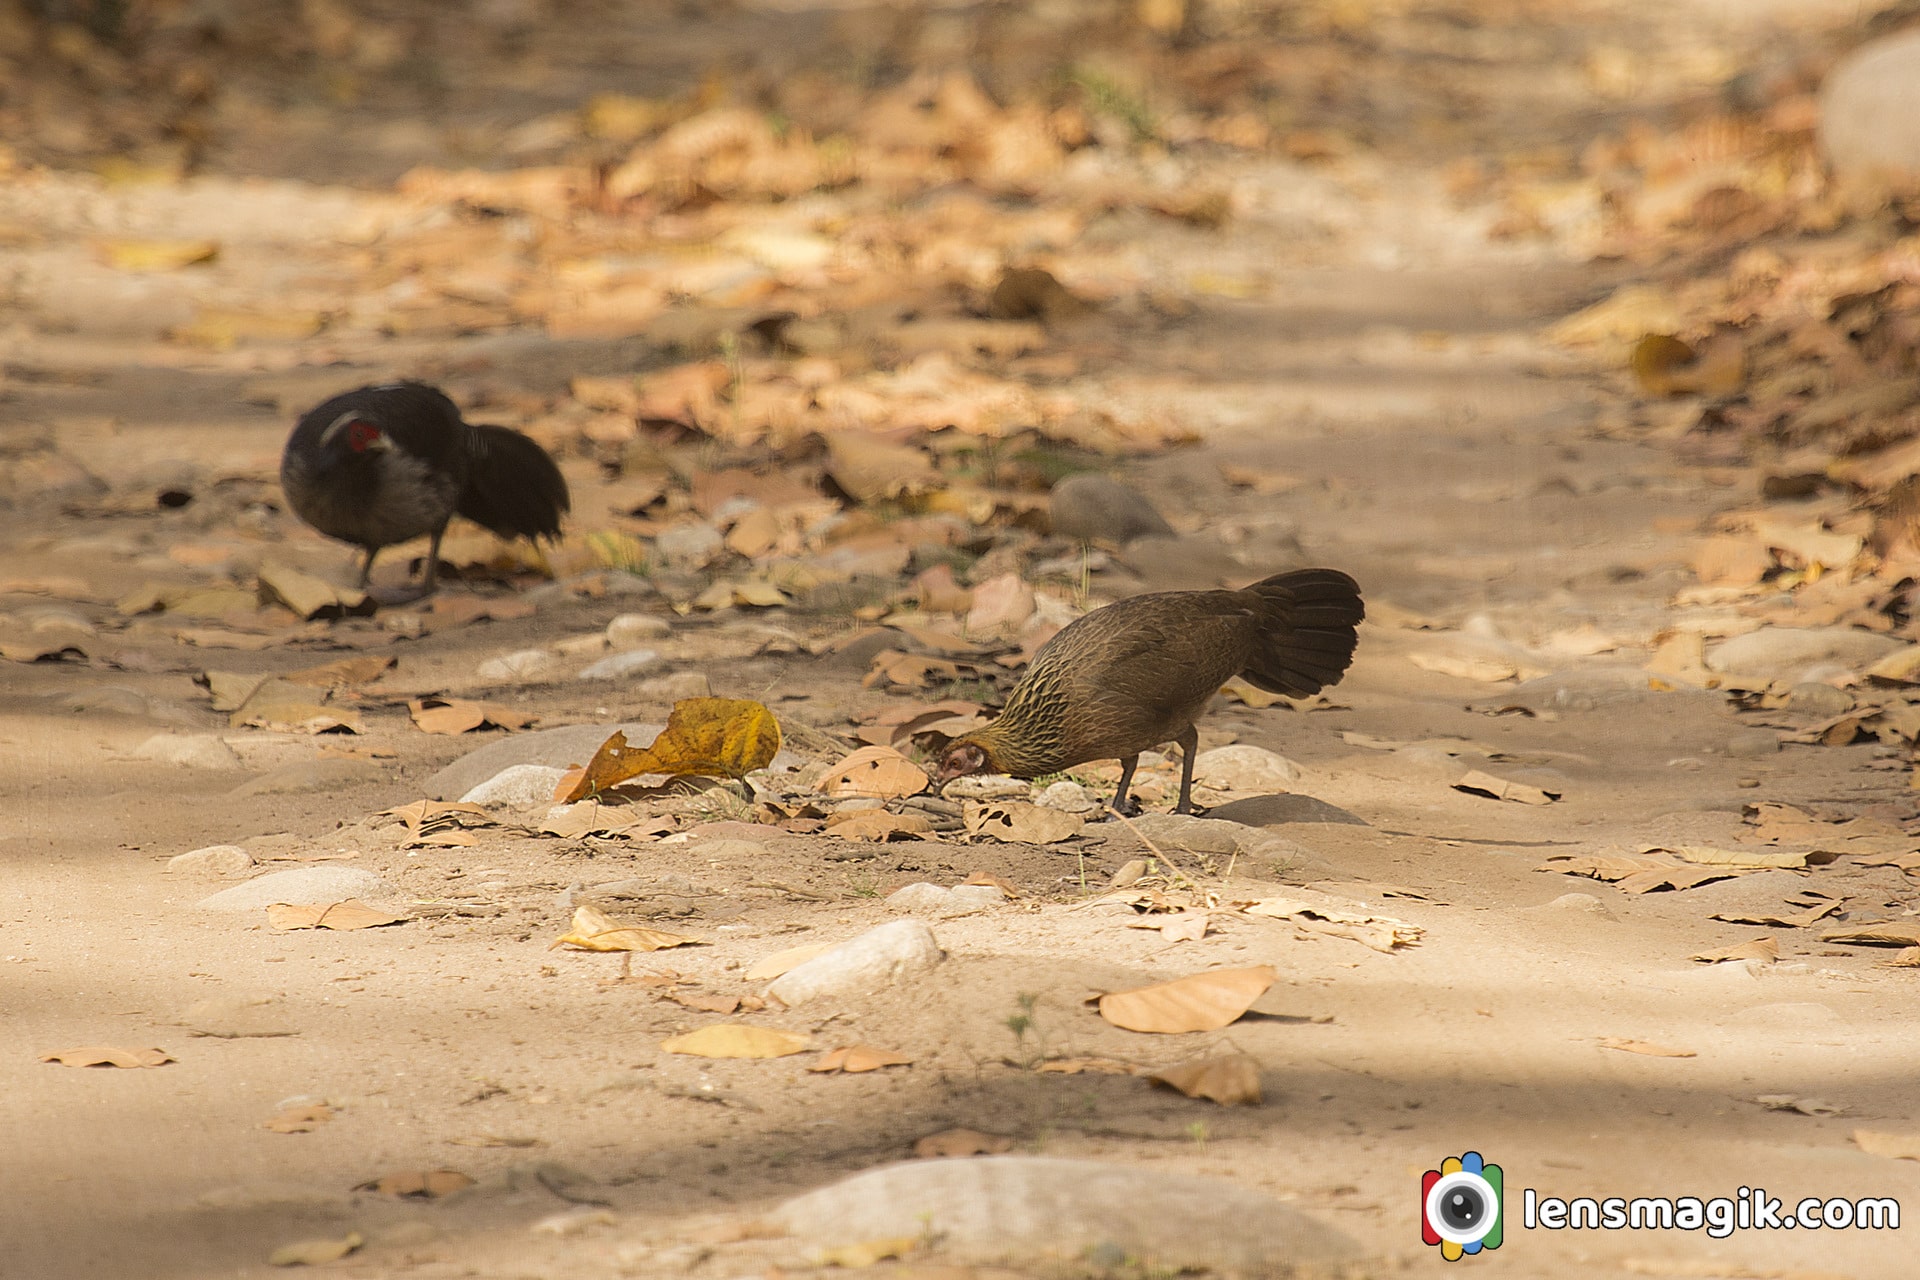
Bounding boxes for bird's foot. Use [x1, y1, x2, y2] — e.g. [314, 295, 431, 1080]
[1090, 796, 1144, 822]
[1172, 801, 1210, 817]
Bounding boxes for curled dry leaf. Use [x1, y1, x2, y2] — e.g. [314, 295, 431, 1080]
[1756, 1095, 1845, 1117]
[963, 799, 1083, 844]
[1033, 1056, 1136, 1075]
[743, 942, 835, 981]
[809, 1044, 915, 1073]
[824, 810, 933, 841]
[551, 904, 700, 953]
[1853, 1130, 1920, 1161]
[264, 1103, 334, 1133]
[1539, 851, 1745, 895]
[256, 563, 374, 621]
[1096, 965, 1277, 1034]
[1452, 769, 1560, 804]
[562, 697, 782, 802]
[1240, 898, 1423, 952]
[355, 1170, 475, 1198]
[1148, 1051, 1263, 1105]
[1597, 1037, 1697, 1058]
[912, 1128, 1013, 1158]
[268, 1231, 362, 1267]
[266, 900, 409, 932]
[660, 1024, 810, 1059]
[816, 745, 929, 799]
[1689, 937, 1779, 964]
[409, 697, 537, 734]
[1883, 946, 1920, 968]
[40, 1046, 175, 1068]
[540, 803, 674, 840]
[1821, 921, 1920, 947]
[1127, 911, 1210, 942]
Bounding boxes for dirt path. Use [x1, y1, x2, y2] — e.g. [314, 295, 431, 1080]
[2, 2, 1915, 1278]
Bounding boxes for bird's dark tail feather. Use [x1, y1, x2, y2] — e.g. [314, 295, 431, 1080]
[1238, 568, 1365, 697]
[456, 423, 571, 541]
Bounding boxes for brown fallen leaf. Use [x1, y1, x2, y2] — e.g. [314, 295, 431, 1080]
[1148, 1051, 1263, 1105]
[355, 1169, 475, 1198]
[816, 746, 929, 799]
[230, 679, 364, 734]
[660, 1024, 809, 1059]
[266, 900, 409, 931]
[1711, 901, 1840, 928]
[1127, 912, 1210, 942]
[561, 698, 782, 802]
[551, 904, 700, 953]
[268, 1231, 362, 1267]
[912, 1128, 1013, 1158]
[813, 1237, 919, 1268]
[409, 697, 538, 735]
[1240, 898, 1423, 951]
[256, 563, 374, 621]
[1690, 937, 1779, 964]
[1096, 966, 1277, 1034]
[962, 800, 1082, 844]
[1823, 921, 1920, 947]
[264, 1103, 334, 1133]
[809, 1044, 915, 1074]
[1756, 1094, 1845, 1117]
[1853, 1130, 1920, 1161]
[1883, 946, 1920, 968]
[824, 810, 934, 841]
[1598, 1037, 1697, 1058]
[742, 942, 835, 981]
[1453, 769, 1560, 804]
[40, 1046, 175, 1068]
[281, 655, 396, 688]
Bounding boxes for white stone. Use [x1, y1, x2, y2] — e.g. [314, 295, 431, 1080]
[1706, 627, 1906, 680]
[606, 613, 671, 649]
[1032, 780, 1097, 813]
[132, 734, 241, 769]
[634, 670, 712, 701]
[166, 845, 255, 878]
[1820, 31, 1920, 181]
[195, 866, 399, 912]
[578, 648, 662, 681]
[942, 773, 1029, 800]
[460, 764, 569, 809]
[1191, 744, 1302, 793]
[766, 919, 943, 1005]
[885, 882, 952, 913]
[475, 647, 562, 683]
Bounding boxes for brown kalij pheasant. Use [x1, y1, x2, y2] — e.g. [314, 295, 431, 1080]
[936, 568, 1364, 815]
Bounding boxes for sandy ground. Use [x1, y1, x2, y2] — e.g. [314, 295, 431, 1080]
[2, 2, 1917, 1278]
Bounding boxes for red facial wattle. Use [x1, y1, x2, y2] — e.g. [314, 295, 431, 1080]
[345, 420, 382, 452]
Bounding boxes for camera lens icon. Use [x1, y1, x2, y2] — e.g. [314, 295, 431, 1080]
[1420, 1153, 1503, 1259]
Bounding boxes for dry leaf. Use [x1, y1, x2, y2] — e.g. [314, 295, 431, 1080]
[561, 697, 782, 801]
[1240, 898, 1424, 951]
[256, 563, 373, 621]
[963, 800, 1083, 844]
[825, 810, 934, 841]
[551, 904, 700, 952]
[266, 900, 408, 931]
[1096, 965, 1277, 1034]
[743, 942, 835, 981]
[283, 655, 395, 688]
[660, 1024, 809, 1059]
[1598, 1037, 1697, 1058]
[1853, 1130, 1920, 1161]
[912, 1128, 1013, 1158]
[1539, 852, 1744, 894]
[1034, 1056, 1137, 1075]
[1453, 769, 1560, 804]
[409, 697, 537, 734]
[1148, 1051, 1263, 1105]
[1689, 937, 1779, 964]
[40, 1046, 174, 1068]
[813, 1237, 919, 1268]
[1821, 921, 1920, 947]
[663, 991, 740, 1014]
[268, 1232, 362, 1267]
[816, 746, 929, 799]
[98, 238, 218, 271]
[264, 1103, 334, 1133]
[230, 679, 364, 734]
[1128, 911, 1210, 942]
[356, 1169, 475, 1198]
[826, 433, 937, 505]
[809, 1044, 915, 1073]
[1756, 1095, 1845, 1117]
[1883, 946, 1920, 968]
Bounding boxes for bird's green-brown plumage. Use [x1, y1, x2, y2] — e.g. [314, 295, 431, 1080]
[938, 568, 1363, 814]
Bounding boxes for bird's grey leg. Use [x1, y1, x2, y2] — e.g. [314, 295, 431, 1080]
[1101, 753, 1143, 819]
[420, 524, 446, 597]
[357, 546, 378, 588]
[1172, 724, 1206, 816]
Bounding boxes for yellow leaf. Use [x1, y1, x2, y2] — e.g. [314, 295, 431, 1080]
[551, 904, 700, 953]
[817, 746, 929, 799]
[809, 1044, 915, 1073]
[355, 1169, 475, 1198]
[659, 1024, 810, 1059]
[911, 1127, 1012, 1158]
[265, 900, 408, 931]
[743, 942, 835, 981]
[1096, 966, 1276, 1034]
[269, 1231, 362, 1267]
[562, 697, 782, 801]
[264, 1103, 334, 1133]
[409, 697, 537, 734]
[97, 238, 218, 271]
[1854, 1129, 1920, 1161]
[814, 1236, 918, 1268]
[40, 1046, 175, 1068]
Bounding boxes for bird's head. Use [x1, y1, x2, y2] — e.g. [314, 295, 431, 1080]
[320, 412, 390, 455]
[935, 738, 993, 787]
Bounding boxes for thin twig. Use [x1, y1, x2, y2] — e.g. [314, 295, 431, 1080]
[748, 880, 832, 901]
[1110, 809, 1198, 892]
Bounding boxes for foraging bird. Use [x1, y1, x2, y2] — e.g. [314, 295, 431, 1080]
[280, 382, 569, 599]
[936, 568, 1363, 816]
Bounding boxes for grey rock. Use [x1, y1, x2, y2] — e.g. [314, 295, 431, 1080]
[1048, 474, 1174, 544]
[1724, 729, 1781, 759]
[1032, 780, 1098, 813]
[231, 758, 387, 797]
[1706, 627, 1906, 680]
[1491, 665, 1668, 712]
[1114, 534, 1247, 591]
[633, 670, 713, 702]
[943, 773, 1029, 800]
[885, 882, 952, 913]
[606, 613, 671, 648]
[1820, 31, 1920, 181]
[1532, 892, 1616, 921]
[1125, 813, 1244, 855]
[578, 648, 663, 681]
[132, 734, 242, 769]
[475, 647, 562, 683]
[460, 764, 569, 808]
[773, 1157, 1358, 1272]
[653, 521, 724, 569]
[1192, 744, 1302, 792]
[166, 845, 255, 878]
[766, 919, 943, 1005]
[196, 866, 399, 912]
[1784, 682, 1854, 717]
[1207, 793, 1369, 827]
